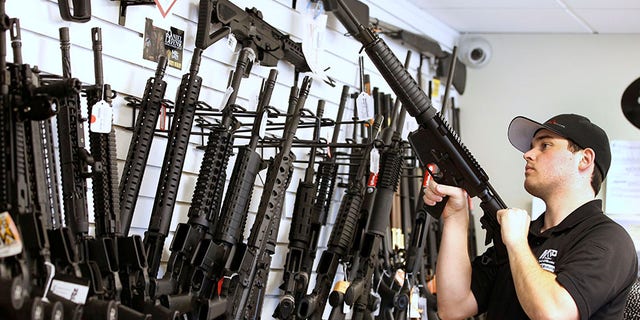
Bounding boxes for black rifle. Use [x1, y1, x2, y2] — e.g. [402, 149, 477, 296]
[120, 56, 168, 236]
[158, 46, 255, 300]
[322, 0, 508, 264]
[175, 69, 277, 320]
[0, 16, 72, 320]
[198, 0, 312, 73]
[224, 76, 313, 320]
[312, 85, 349, 231]
[344, 105, 408, 320]
[297, 115, 383, 320]
[143, 47, 205, 280]
[143, 0, 254, 281]
[276, 85, 349, 320]
[82, 30, 125, 313]
[274, 98, 325, 319]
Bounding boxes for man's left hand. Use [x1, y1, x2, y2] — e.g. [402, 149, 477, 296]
[497, 208, 531, 248]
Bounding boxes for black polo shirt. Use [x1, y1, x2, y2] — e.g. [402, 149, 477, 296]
[470, 200, 638, 319]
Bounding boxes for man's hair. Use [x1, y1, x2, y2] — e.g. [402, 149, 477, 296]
[567, 140, 603, 195]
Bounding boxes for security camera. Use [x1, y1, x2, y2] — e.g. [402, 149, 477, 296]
[457, 35, 492, 68]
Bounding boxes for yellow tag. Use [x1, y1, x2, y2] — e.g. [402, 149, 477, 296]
[333, 280, 350, 294]
[0, 211, 22, 257]
[432, 78, 441, 98]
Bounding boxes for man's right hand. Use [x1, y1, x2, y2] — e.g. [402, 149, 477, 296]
[422, 177, 469, 220]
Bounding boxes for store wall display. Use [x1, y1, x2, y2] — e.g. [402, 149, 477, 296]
[0, 0, 461, 318]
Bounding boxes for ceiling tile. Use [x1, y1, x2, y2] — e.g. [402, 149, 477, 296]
[563, 0, 640, 9]
[411, 0, 559, 9]
[428, 8, 590, 33]
[576, 9, 640, 33]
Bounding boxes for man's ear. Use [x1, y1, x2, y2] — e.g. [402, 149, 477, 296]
[579, 148, 596, 173]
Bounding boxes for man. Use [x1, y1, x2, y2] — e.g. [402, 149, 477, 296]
[423, 114, 638, 319]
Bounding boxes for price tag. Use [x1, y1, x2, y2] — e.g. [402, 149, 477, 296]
[355, 92, 373, 120]
[258, 110, 268, 138]
[89, 100, 113, 133]
[370, 147, 380, 174]
[409, 286, 421, 317]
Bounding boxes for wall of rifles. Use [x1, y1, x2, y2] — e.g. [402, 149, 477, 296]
[0, 0, 462, 319]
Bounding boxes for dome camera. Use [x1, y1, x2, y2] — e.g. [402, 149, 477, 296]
[457, 35, 492, 69]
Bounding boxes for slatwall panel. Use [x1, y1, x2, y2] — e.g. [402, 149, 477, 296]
[7, 0, 458, 318]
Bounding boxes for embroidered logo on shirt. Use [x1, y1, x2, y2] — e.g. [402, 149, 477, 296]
[538, 249, 558, 272]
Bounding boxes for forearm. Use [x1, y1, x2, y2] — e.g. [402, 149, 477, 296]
[436, 213, 478, 319]
[507, 241, 579, 320]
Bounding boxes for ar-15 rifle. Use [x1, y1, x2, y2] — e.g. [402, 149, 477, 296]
[120, 56, 168, 236]
[322, 0, 508, 264]
[159, 47, 255, 299]
[143, 47, 206, 281]
[0, 16, 77, 320]
[168, 69, 277, 320]
[198, 0, 312, 73]
[274, 98, 325, 319]
[224, 76, 313, 320]
[297, 115, 383, 320]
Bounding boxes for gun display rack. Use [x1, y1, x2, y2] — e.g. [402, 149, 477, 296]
[0, 0, 483, 318]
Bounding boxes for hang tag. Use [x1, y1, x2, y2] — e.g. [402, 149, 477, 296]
[333, 280, 350, 294]
[258, 110, 268, 138]
[356, 92, 373, 120]
[418, 296, 428, 319]
[369, 147, 380, 174]
[0, 211, 22, 258]
[221, 86, 234, 109]
[394, 269, 405, 287]
[89, 100, 112, 133]
[409, 286, 421, 318]
[225, 34, 237, 52]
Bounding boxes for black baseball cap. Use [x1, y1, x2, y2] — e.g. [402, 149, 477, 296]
[507, 114, 611, 179]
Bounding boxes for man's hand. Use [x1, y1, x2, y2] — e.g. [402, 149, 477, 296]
[423, 178, 468, 220]
[497, 208, 530, 248]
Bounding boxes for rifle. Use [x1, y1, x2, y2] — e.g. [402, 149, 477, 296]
[174, 69, 277, 320]
[297, 115, 383, 320]
[225, 76, 313, 320]
[274, 98, 325, 319]
[120, 56, 168, 236]
[143, 47, 204, 280]
[322, 0, 508, 264]
[157, 46, 255, 302]
[311, 85, 350, 229]
[344, 101, 408, 320]
[0, 16, 64, 319]
[198, 0, 312, 73]
[276, 85, 349, 320]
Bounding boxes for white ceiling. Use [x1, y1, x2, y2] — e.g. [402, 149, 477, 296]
[410, 0, 640, 34]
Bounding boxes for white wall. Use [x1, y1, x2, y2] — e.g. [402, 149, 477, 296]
[8, 0, 458, 318]
[458, 34, 640, 252]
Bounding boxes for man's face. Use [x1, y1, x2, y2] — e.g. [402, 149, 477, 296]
[522, 129, 582, 198]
